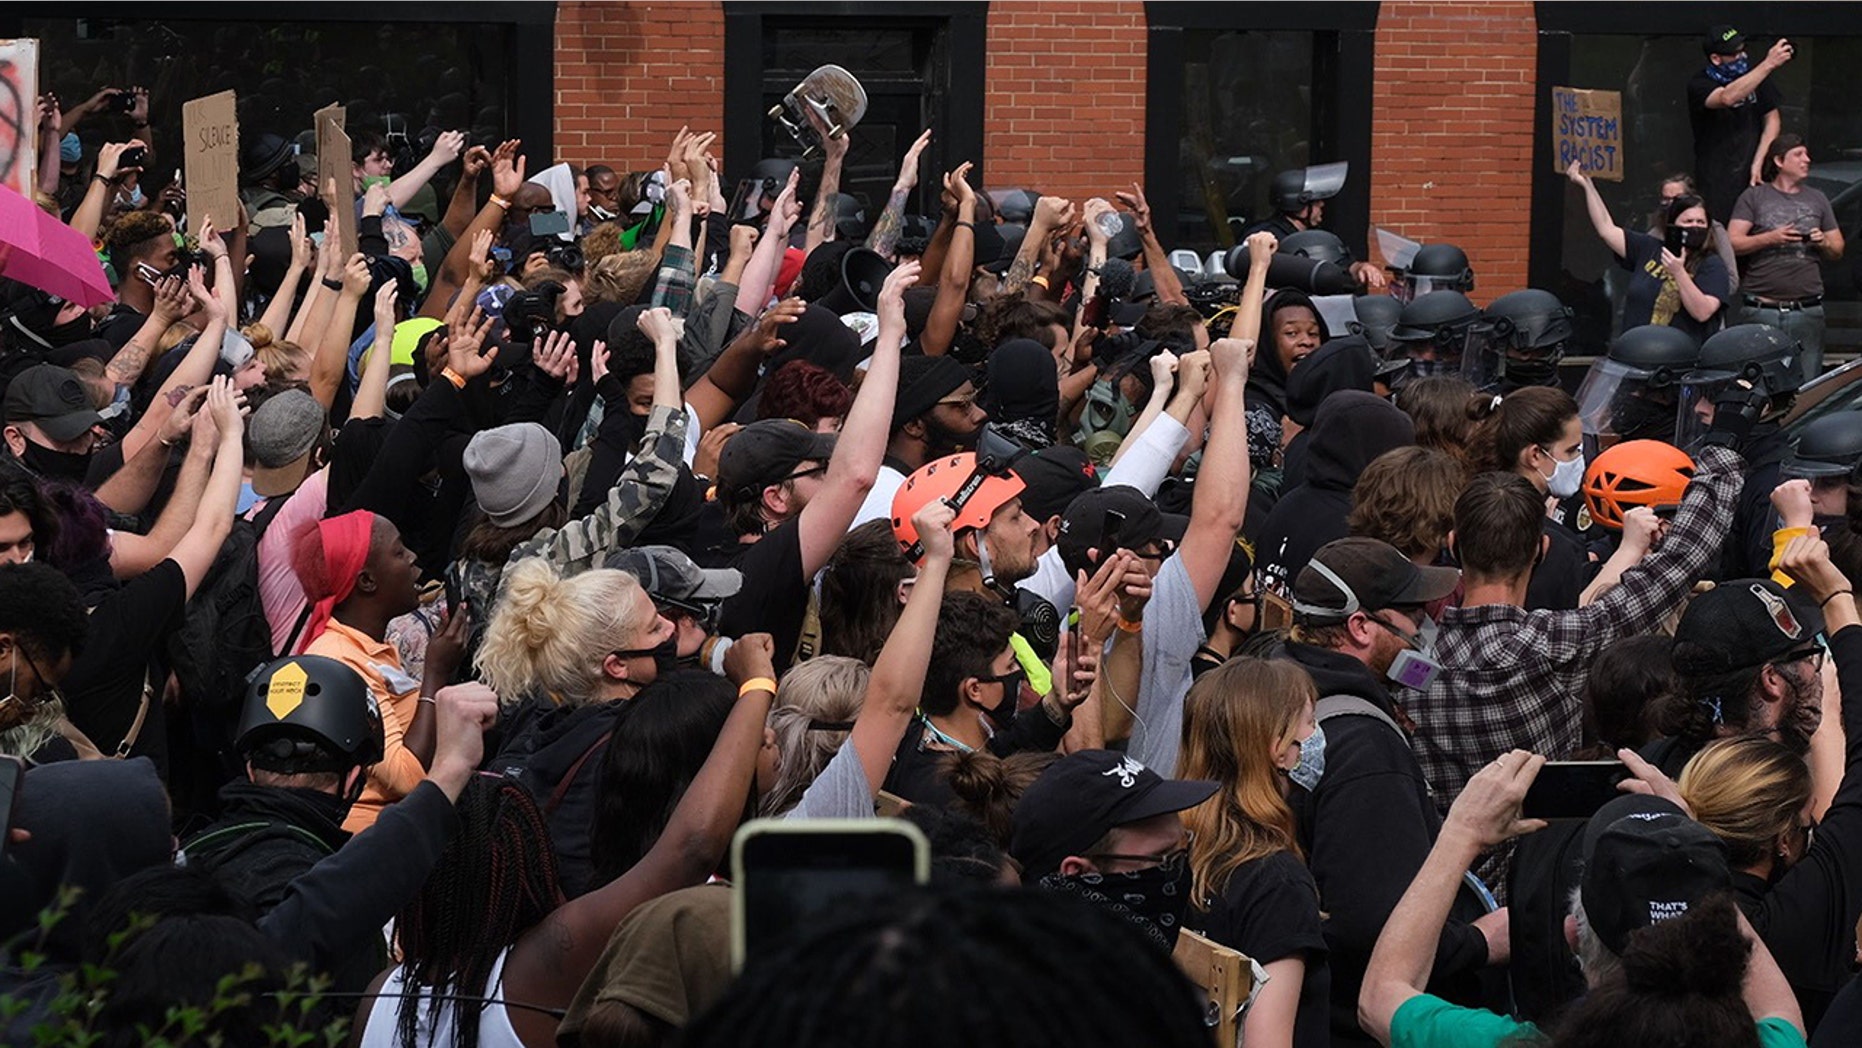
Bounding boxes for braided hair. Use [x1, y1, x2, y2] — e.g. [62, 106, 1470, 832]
[683, 884, 1210, 1048]
[394, 774, 561, 1048]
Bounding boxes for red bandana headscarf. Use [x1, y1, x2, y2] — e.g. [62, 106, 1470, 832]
[291, 510, 378, 643]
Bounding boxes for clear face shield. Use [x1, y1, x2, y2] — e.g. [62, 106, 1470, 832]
[1392, 322, 1484, 383]
[1675, 375, 1747, 453]
[1575, 359, 1678, 450]
[1392, 273, 1464, 306]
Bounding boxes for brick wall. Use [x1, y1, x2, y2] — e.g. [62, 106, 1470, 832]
[983, 1, 1147, 200]
[1370, 1, 1538, 300]
[553, 1, 725, 170]
[553, 2, 1544, 295]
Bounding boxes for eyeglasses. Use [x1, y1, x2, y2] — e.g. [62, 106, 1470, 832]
[1775, 644, 1826, 673]
[781, 464, 828, 484]
[1128, 539, 1178, 562]
[1087, 830, 1194, 872]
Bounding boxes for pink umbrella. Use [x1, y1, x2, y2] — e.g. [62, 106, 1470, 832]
[0, 182, 115, 309]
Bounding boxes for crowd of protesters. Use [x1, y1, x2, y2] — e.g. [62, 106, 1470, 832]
[1, 18, 1861, 1048]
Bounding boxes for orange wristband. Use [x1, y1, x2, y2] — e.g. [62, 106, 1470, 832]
[739, 677, 778, 697]
[440, 366, 467, 389]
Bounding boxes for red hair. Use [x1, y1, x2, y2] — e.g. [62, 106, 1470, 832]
[758, 359, 853, 429]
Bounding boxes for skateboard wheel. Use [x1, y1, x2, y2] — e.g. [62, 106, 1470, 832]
[829, 125, 845, 138]
[767, 104, 782, 118]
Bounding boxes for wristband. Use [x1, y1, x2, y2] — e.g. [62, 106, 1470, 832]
[954, 220, 975, 231]
[1030, 275, 1050, 289]
[1823, 589, 1854, 607]
[321, 277, 344, 291]
[418, 695, 436, 705]
[440, 366, 467, 389]
[1115, 616, 1144, 634]
[739, 676, 778, 697]
[488, 193, 511, 211]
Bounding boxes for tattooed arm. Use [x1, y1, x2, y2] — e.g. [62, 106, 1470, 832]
[805, 117, 849, 255]
[866, 129, 933, 260]
[1002, 195, 1075, 296]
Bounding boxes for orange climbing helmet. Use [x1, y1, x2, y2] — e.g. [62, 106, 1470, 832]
[891, 452, 1026, 562]
[1582, 439, 1695, 530]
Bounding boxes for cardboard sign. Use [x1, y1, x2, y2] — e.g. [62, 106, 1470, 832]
[314, 104, 356, 258]
[1552, 86, 1623, 181]
[182, 90, 239, 234]
[0, 40, 40, 199]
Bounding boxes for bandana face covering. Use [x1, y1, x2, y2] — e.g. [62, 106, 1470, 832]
[1039, 860, 1191, 951]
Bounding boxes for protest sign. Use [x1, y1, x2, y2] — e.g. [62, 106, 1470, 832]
[314, 104, 356, 257]
[1552, 86, 1623, 181]
[182, 90, 239, 232]
[0, 40, 40, 199]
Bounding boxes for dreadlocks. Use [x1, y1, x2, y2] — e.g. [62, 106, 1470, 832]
[394, 775, 561, 1048]
[683, 884, 1211, 1048]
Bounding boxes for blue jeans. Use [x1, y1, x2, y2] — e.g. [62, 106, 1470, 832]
[1737, 302, 1826, 385]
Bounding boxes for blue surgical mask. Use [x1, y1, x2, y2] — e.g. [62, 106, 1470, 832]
[1288, 723, 1327, 792]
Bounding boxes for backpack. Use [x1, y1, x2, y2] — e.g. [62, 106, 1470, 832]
[165, 495, 307, 721]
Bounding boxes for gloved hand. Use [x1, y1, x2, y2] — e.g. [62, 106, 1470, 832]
[1699, 378, 1770, 451]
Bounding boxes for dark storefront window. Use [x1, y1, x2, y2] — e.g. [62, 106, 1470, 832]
[1534, 6, 1862, 356]
[1171, 29, 1316, 255]
[1144, 4, 1377, 265]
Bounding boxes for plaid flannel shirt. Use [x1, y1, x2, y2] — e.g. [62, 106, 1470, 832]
[1404, 444, 1745, 815]
[651, 243, 696, 317]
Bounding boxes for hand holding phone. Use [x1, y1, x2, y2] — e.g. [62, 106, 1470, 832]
[731, 818, 928, 970]
[1521, 760, 1629, 820]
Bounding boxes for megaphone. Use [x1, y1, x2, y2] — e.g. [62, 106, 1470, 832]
[817, 247, 895, 316]
[1224, 243, 1359, 296]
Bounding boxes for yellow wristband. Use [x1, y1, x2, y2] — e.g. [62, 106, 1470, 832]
[440, 366, 467, 389]
[1030, 275, 1050, 289]
[739, 676, 778, 697]
[488, 193, 511, 210]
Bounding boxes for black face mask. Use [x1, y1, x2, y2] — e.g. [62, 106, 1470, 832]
[1038, 861, 1191, 951]
[1664, 224, 1708, 254]
[19, 440, 91, 483]
[980, 667, 1026, 730]
[45, 316, 95, 347]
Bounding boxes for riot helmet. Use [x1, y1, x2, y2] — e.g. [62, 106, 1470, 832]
[1395, 242, 1475, 302]
[1467, 288, 1574, 392]
[829, 192, 867, 242]
[1675, 324, 1801, 450]
[1279, 229, 1352, 268]
[1784, 409, 1862, 480]
[991, 188, 1039, 225]
[1348, 294, 1404, 355]
[1269, 162, 1348, 215]
[236, 655, 385, 778]
[1382, 290, 1483, 388]
[1574, 325, 1700, 449]
[733, 158, 800, 221]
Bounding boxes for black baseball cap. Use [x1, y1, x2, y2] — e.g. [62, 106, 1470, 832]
[1580, 795, 1731, 956]
[1671, 578, 1822, 677]
[1009, 750, 1217, 879]
[1292, 537, 1460, 624]
[3, 364, 103, 442]
[1055, 485, 1188, 576]
[1015, 445, 1100, 523]
[605, 544, 742, 613]
[716, 419, 837, 507]
[1703, 25, 1745, 56]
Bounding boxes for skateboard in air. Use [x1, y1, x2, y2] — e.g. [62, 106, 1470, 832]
[769, 64, 868, 159]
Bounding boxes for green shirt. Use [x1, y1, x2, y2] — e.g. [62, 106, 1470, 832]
[1390, 993, 1807, 1048]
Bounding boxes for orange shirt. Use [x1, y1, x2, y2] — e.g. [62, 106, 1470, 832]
[307, 618, 427, 832]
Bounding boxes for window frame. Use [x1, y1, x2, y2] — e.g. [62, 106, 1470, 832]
[1143, 2, 1379, 260]
[0, 2, 555, 163]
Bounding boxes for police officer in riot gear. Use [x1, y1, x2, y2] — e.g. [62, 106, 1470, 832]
[1468, 289, 1576, 392]
[1676, 323, 1803, 577]
[1574, 325, 1703, 450]
[1380, 290, 1484, 390]
[1394, 242, 1476, 303]
[1782, 409, 1862, 522]
[1244, 162, 1387, 290]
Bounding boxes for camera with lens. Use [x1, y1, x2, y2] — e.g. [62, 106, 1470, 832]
[544, 241, 584, 274]
[503, 281, 565, 344]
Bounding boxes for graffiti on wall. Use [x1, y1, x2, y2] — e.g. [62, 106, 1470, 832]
[0, 40, 40, 199]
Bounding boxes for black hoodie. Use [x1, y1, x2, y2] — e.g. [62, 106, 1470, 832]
[1275, 641, 1491, 1046]
[1253, 391, 1414, 600]
[489, 696, 628, 898]
[1282, 335, 1378, 488]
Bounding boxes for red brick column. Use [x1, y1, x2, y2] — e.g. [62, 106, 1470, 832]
[1370, 1, 1538, 300]
[983, 1, 1147, 200]
[553, 1, 726, 172]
